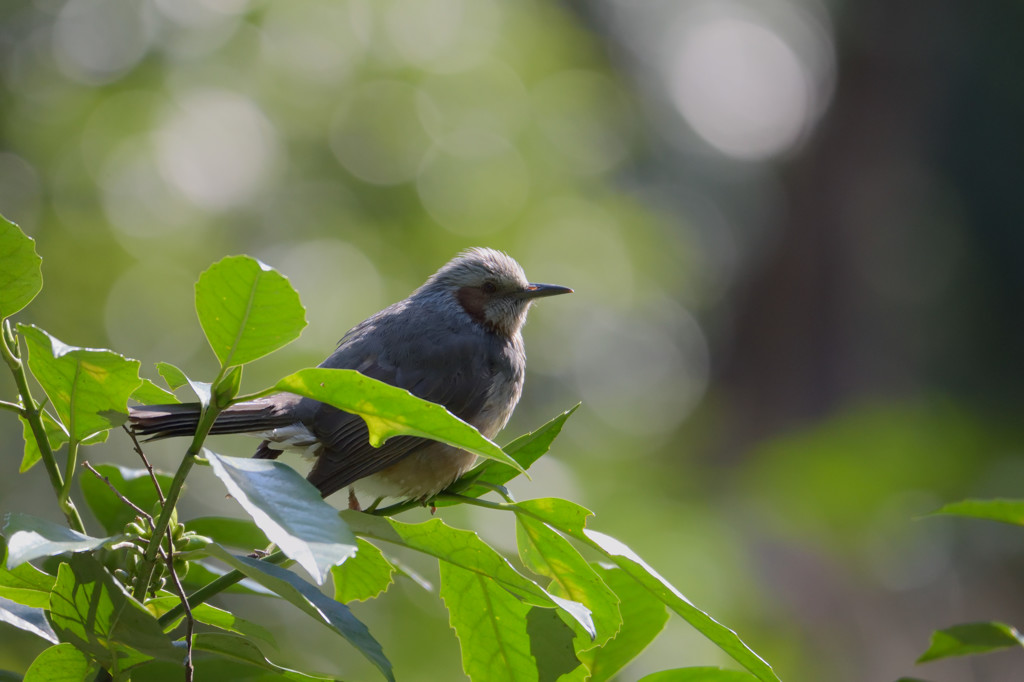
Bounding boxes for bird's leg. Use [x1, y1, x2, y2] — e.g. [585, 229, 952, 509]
[347, 487, 361, 511]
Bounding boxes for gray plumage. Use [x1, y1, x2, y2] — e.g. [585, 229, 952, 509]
[129, 248, 571, 502]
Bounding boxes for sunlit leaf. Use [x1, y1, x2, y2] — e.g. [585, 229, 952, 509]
[79, 464, 172, 536]
[23, 642, 92, 681]
[440, 561, 536, 682]
[3, 513, 114, 568]
[341, 511, 594, 638]
[0, 597, 57, 644]
[577, 565, 668, 682]
[516, 515, 620, 649]
[917, 621, 1024, 663]
[18, 325, 142, 442]
[277, 368, 525, 473]
[331, 538, 395, 603]
[49, 554, 180, 669]
[0, 214, 43, 319]
[206, 452, 357, 585]
[513, 498, 780, 682]
[195, 255, 306, 369]
[132, 379, 179, 405]
[446, 404, 579, 501]
[204, 544, 393, 682]
[927, 499, 1024, 526]
[156, 362, 189, 391]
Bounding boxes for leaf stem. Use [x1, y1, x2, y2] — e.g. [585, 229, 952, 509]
[133, 403, 221, 600]
[0, 319, 86, 533]
[157, 550, 291, 627]
[60, 439, 79, 507]
[0, 398, 22, 413]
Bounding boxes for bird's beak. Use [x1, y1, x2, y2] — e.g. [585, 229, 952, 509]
[516, 283, 574, 299]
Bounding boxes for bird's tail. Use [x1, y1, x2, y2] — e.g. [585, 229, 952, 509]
[128, 399, 296, 441]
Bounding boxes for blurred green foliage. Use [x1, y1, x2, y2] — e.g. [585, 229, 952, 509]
[2, 0, 1024, 680]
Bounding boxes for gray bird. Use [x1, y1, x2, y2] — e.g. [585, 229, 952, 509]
[129, 248, 572, 506]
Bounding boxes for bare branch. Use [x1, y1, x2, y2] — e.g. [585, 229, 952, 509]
[82, 460, 153, 527]
[123, 425, 166, 505]
[160, 529, 194, 682]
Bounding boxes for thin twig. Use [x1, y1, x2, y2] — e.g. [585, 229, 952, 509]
[0, 398, 23, 414]
[160, 530, 194, 682]
[82, 461, 153, 527]
[123, 425, 166, 505]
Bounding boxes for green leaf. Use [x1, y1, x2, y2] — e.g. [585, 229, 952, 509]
[0, 536, 56, 608]
[131, 379, 180, 405]
[183, 561, 275, 597]
[195, 255, 307, 369]
[638, 669, 760, 682]
[184, 516, 269, 551]
[146, 594, 275, 645]
[3, 513, 114, 568]
[441, 561, 537, 682]
[331, 538, 395, 603]
[156, 362, 189, 391]
[516, 515, 620, 649]
[23, 642, 93, 682]
[917, 621, 1024, 663]
[18, 410, 67, 474]
[341, 512, 594, 638]
[190, 632, 333, 680]
[576, 565, 668, 682]
[132, 657, 325, 681]
[512, 499, 780, 682]
[214, 365, 243, 407]
[276, 368, 525, 474]
[18, 325, 142, 442]
[0, 597, 58, 644]
[203, 544, 394, 682]
[927, 499, 1024, 526]
[49, 554, 180, 669]
[446, 404, 579, 501]
[0, 214, 43, 319]
[79, 464, 173, 536]
[526, 607, 581, 682]
[206, 452, 357, 585]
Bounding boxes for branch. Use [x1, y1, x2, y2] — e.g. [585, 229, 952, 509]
[132, 399, 222, 601]
[123, 425, 166, 505]
[161, 529, 194, 682]
[82, 460, 153, 525]
[0, 319, 86, 533]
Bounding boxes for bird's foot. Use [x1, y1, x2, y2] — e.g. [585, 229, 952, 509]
[347, 488, 361, 511]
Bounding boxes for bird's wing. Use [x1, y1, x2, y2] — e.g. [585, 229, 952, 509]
[304, 329, 501, 498]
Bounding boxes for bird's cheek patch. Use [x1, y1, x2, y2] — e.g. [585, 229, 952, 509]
[455, 286, 487, 324]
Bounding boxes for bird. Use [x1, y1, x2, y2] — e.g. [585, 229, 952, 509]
[128, 247, 572, 507]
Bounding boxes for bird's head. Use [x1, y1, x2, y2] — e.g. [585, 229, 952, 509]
[418, 247, 572, 338]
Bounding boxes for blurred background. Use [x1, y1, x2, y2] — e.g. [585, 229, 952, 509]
[1, 0, 1022, 680]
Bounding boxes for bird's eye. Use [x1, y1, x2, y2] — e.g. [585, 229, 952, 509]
[482, 280, 498, 294]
